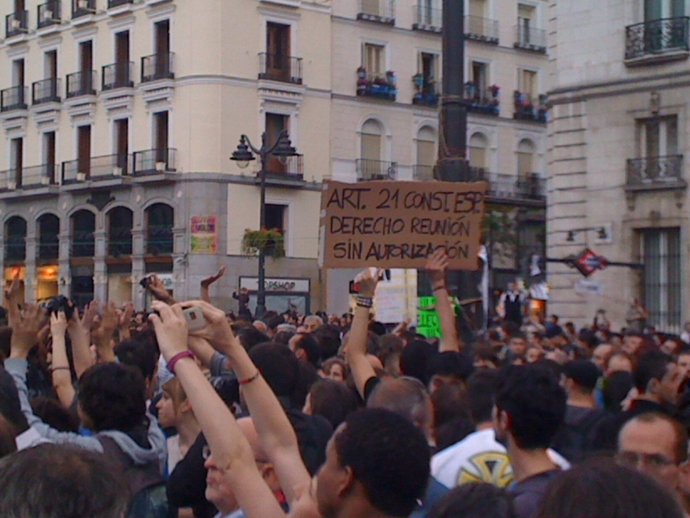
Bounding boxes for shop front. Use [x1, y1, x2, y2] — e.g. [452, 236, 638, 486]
[239, 277, 311, 316]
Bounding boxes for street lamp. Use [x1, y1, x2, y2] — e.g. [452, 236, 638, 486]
[230, 130, 299, 319]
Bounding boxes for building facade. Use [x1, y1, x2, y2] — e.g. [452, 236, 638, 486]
[548, 0, 689, 332]
[0, 0, 549, 316]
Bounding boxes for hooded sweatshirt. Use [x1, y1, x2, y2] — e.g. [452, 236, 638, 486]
[4, 358, 167, 473]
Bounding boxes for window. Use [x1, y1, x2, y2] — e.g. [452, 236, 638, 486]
[12, 59, 24, 87]
[108, 207, 133, 256]
[471, 61, 489, 97]
[417, 127, 436, 167]
[364, 43, 385, 77]
[154, 111, 169, 163]
[10, 138, 23, 187]
[469, 0, 486, 18]
[518, 69, 537, 100]
[146, 203, 174, 255]
[71, 210, 95, 257]
[37, 214, 59, 261]
[517, 138, 535, 176]
[43, 131, 56, 183]
[642, 228, 681, 332]
[77, 125, 91, 178]
[115, 119, 129, 173]
[639, 116, 678, 158]
[644, 0, 684, 21]
[470, 133, 489, 170]
[265, 204, 286, 233]
[266, 113, 289, 174]
[361, 119, 383, 162]
[5, 216, 26, 262]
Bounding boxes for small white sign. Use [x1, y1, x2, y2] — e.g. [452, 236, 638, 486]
[240, 277, 310, 293]
[575, 279, 604, 296]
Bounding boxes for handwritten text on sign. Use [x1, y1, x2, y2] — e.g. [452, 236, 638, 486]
[320, 181, 487, 269]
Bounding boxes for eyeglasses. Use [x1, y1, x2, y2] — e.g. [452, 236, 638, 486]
[616, 451, 676, 470]
[202, 444, 211, 461]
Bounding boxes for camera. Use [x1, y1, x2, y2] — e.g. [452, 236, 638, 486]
[139, 276, 152, 289]
[45, 295, 75, 320]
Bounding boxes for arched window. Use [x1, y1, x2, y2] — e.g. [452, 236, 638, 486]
[37, 214, 59, 261]
[469, 132, 489, 170]
[71, 210, 95, 257]
[416, 126, 436, 180]
[517, 138, 536, 176]
[5, 217, 26, 262]
[146, 203, 174, 255]
[359, 119, 384, 179]
[108, 207, 133, 257]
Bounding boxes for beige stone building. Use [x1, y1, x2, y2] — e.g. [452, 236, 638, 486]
[548, 0, 689, 332]
[0, 0, 550, 316]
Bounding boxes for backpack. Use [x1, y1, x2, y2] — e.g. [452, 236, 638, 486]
[98, 435, 174, 518]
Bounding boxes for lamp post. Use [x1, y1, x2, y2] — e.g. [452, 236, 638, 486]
[230, 130, 298, 319]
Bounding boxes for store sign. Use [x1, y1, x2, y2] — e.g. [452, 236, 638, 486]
[240, 277, 310, 293]
[320, 180, 486, 269]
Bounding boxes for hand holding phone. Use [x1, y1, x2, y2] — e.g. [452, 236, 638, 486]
[183, 306, 207, 332]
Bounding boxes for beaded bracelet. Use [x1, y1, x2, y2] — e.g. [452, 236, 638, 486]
[239, 370, 260, 386]
[355, 295, 373, 308]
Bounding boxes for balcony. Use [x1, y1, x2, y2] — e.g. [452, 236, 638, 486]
[22, 164, 58, 187]
[357, 0, 395, 25]
[356, 68, 397, 101]
[2, 168, 22, 189]
[356, 159, 397, 181]
[66, 70, 97, 98]
[133, 148, 177, 175]
[5, 10, 28, 38]
[464, 83, 500, 116]
[468, 168, 546, 202]
[466, 16, 499, 44]
[412, 75, 439, 107]
[38, 1, 62, 28]
[513, 91, 548, 123]
[626, 155, 686, 191]
[62, 154, 132, 183]
[258, 53, 303, 84]
[32, 78, 61, 105]
[625, 17, 690, 64]
[102, 62, 134, 90]
[255, 156, 305, 188]
[141, 53, 175, 83]
[413, 165, 435, 181]
[412, 5, 441, 33]
[514, 24, 547, 53]
[1, 86, 28, 112]
[72, 0, 96, 19]
[108, 0, 133, 6]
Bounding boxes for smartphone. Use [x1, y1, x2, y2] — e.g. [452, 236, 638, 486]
[183, 307, 207, 332]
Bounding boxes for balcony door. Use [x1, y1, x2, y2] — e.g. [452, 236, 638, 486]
[364, 43, 384, 77]
[79, 41, 93, 94]
[154, 111, 169, 165]
[115, 119, 129, 174]
[640, 116, 678, 179]
[115, 31, 130, 86]
[266, 23, 290, 81]
[155, 20, 170, 77]
[266, 113, 288, 174]
[78, 125, 91, 178]
[43, 131, 56, 183]
[10, 138, 22, 188]
[645, 0, 685, 21]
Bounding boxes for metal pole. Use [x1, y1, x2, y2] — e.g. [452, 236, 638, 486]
[256, 132, 268, 320]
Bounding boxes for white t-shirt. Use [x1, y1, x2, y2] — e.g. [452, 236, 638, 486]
[431, 428, 570, 489]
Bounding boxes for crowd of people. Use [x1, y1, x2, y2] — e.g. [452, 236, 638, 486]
[0, 251, 688, 518]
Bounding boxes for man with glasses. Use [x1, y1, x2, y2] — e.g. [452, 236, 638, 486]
[617, 413, 687, 502]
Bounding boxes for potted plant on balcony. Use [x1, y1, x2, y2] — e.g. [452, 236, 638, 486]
[242, 228, 285, 258]
[356, 66, 369, 96]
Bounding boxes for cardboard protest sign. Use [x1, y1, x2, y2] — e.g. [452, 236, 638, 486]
[319, 180, 487, 269]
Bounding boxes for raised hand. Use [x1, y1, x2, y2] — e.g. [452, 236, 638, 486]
[353, 267, 383, 298]
[10, 304, 47, 360]
[182, 300, 236, 353]
[425, 249, 449, 290]
[50, 311, 68, 339]
[147, 275, 176, 304]
[148, 302, 189, 361]
[201, 266, 226, 289]
[4, 270, 23, 325]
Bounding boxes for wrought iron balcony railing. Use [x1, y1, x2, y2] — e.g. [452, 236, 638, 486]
[102, 62, 134, 90]
[412, 75, 439, 107]
[513, 91, 548, 123]
[108, 0, 133, 7]
[38, 1, 62, 28]
[133, 148, 177, 174]
[66, 70, 97, 98]
[32, 78, 61, 104]
[72, 0, 96, 19]
[466, 168, 546, 201]
[258, 53, 303, 84]
[356, 159, 397, 181]
[412, 5, 441, 32]
[466, 15, 499, 44]
[464, 82, 500, 115]
[356, 69, 397, 101]
[141, 53, 175, 82]
[357, 0, 395, 24]
[5, 10, 28, 38]
[22, 164, 58, 187]
[514, 24, 547, 53]
[625, 17, 690, 60]
[626, 155, 686, 189]
[1, 86, 28, 112]
[62, 154, 132, 183]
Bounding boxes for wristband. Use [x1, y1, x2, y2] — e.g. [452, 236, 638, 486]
[166, 351, 195, 375]
[355, 295, 373, 308]
[51, 366, 70, 372]
[239, 370, 260, 386]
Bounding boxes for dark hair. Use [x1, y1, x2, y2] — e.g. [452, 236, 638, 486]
[467, 369, 501, 425]
[273, 330, 295, 345]
[0, 367, 27, 433]
[293, 333, 321, 368]
[369, 321, 387, 337]
[334, 409, 430, 517]
[563, 360, 600, 391]
[537, 458, 684, 518]
[427, 352, 474, 382]
[495, 365, 566, 449]
[0, 415, 16, 460]
[308, 379, 359, 429]
[430, 483, 516, 518]
[400, 340, 436, 385]
[0, 444, 129, 518]
[236, 326, 270, 352]
[114, 339, 159, 382]
[431, 382, 469, 430]
[603, 371, 634, 413]
[434, 415, 475, 452]
[264, 313, 284, 331]
[312, 325, 342, 361]
[634, 351, 673, 393]
[78, 363, 147, 433]
[248, 343, 300, 399]
[31, 396, 79, 433]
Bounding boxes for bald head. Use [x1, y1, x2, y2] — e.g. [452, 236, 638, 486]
[367, 378, 432, 435]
